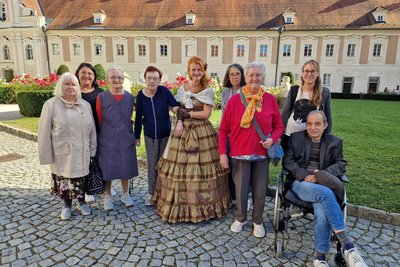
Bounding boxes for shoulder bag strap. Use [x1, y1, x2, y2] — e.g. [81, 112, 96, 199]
[239, 90, 271, 142]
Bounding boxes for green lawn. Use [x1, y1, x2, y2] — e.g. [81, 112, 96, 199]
[1, 99, 399, 212]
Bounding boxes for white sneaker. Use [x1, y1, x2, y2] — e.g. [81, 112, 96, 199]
[344, 248, 368, 267]
[111, 188, 117, 196]
[104, 195, 114, 211]
[313, 259, 329, 267]
[121, 192, 133, 207]
[60, 208, 71, 220]
[85, 194, 95, 202]
[79, 204, 91, 216]
[230, 220, 247, 233]
[144, 193, 153, 206]
[253, 222, 265, 238]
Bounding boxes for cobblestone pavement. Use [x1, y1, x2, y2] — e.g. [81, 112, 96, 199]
[0, 131, 399, 267]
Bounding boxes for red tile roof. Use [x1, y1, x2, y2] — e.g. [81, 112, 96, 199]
[38, 0, 400, 30]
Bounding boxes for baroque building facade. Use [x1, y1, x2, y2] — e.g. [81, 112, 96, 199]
[1, 0, 399, 93]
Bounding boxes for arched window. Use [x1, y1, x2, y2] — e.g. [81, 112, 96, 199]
[0, 2, 6, 21]
[3, 45, 10, 60]
[26, 45, 33, 60]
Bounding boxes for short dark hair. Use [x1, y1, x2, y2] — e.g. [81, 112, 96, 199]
[144, 66, 162, 80]
[75, 62, 99, 88]
[222, 63, 246, 88]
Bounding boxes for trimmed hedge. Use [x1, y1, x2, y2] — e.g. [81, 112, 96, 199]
[0, 85, 17, 104]
[16, 90, 54, 117]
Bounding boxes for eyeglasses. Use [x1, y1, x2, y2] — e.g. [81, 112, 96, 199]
[303, 70, 317, 75]
[110, 76, 124, 81]
[145, 76, 160, 81]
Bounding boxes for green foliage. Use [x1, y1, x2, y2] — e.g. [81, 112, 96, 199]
[0, 84, 17, 104]
[285, 72, 295, 84]
[5, 69, 14, 82]
[94, 64, 106, 80]
[131, 82, 144, 97]
[16, 90, 54, 117]
[56, 64, 69, 75]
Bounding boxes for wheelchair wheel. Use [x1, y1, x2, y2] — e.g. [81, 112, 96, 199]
[274, 239, 283, 258]
[273, 172, 284, 231]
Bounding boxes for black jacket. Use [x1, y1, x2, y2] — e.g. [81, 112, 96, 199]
[283, 130, 346, 181]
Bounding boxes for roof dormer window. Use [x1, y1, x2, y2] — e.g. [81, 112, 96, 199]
[92, 9, 106, 24]
[185, 9, 196, 25]
[372, 6, 387, 23]
[282, 8, 296, 25]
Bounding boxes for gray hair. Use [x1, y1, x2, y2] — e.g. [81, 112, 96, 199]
[244, 62, 266, 78]
[307, 110, 327, 125]
[53, 72, 81, 99]
[107, 66, 124, 79]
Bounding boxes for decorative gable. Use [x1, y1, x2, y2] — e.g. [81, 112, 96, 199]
[185, 9, 196, 25]
[372, 6, 388, 23]
[282, 8, 296, 24]
[92, 9, 106, 24]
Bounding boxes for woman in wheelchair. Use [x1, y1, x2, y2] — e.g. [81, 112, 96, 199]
[283, 111, 367, 267]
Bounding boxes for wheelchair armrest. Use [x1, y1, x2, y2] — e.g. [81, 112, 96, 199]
[341, 175, 349, 183]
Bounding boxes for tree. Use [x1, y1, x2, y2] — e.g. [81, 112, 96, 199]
[94, 64, 106, 80]
[56, 64, 69, 75]
[5, 69, 14, 82]
[285, 72, 295, 84]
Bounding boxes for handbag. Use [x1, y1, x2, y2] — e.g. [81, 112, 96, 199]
[239, 90, 284, 166]
[85, 157, 106, 195]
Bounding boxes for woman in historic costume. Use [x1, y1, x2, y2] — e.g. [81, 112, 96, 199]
[152, 56, 231, 223]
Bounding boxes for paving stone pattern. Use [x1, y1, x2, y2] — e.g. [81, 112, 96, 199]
[0, 131, 399, 266]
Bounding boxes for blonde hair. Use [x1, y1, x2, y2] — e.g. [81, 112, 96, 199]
[53, 72, 81, 99]
[187, 56, 211, 93]
[301, 59, 322, 106]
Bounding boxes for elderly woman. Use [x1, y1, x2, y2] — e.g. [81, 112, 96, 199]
[219, 62, 284, 237]
[38, 73, 97, 220]
[134, 66, 179, 206]
[281, 59, 332, 150]
[152, 56, 231, 223]
[96, 66, 138, 210]
[221, 63, 246, 202]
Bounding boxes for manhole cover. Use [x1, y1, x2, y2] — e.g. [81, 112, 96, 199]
[0, 153, 25, 163]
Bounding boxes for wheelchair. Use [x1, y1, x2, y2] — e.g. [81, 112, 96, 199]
[273, 169, 349, 266]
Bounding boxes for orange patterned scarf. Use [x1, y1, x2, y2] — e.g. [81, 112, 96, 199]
[240, 85, 265, 128]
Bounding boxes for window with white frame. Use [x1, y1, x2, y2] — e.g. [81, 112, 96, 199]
[51, 43, 60, 55]
[26, 45, 33, 60]
[377, 15, 384, 22]
[237, 45, 245, 57]
[116, 44, 124, 56]
[210, 72, 218, 78]
[304, 44, 312, 57]
[211, 45, 218, 57]
[160, 45, 167, 56]
[73, 43, 81, 56]
[323, 74, 331, 86]
[3, 45, 10, 60]
[347, 44, 356, 57]
[373, 43, 382, 57]
[283, 44, 291, 57]
[325, 44, 334, 57]
[0, 2, 6, 21]
[95, 17, 101, 23]
[138, 44, 146, 56]
[286, 17, 292, 24]
[185, 45, 194, 57]
[260, 44, 268, 57]
[94, 44, 102, 56]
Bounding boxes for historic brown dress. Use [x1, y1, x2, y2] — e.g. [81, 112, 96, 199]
[152, 97, 231, 223]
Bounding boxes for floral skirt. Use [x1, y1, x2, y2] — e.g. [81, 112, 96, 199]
[152, 118, 231, 223]
[50, 173, 85, 200]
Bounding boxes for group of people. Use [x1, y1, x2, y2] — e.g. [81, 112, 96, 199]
[38, 57, 366, 267]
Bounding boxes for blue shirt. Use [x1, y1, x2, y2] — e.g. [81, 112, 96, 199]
[134, 85, 178, 140]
